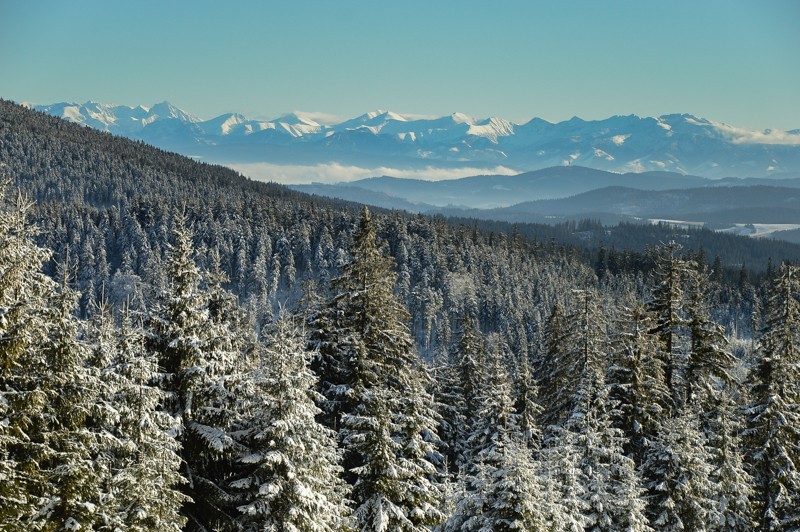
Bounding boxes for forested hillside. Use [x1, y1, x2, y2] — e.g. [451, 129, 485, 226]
[2, 99, 799, 530]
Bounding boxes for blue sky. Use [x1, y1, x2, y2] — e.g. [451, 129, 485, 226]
[1, 0, 798, 130]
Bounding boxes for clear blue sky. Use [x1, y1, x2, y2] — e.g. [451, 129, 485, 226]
[1, 0, 798, 130]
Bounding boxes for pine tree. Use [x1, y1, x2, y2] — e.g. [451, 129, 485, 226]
[146, 213, 239, 529]
[435, 312, 489, 474]
[685, 264, 734, 408]
[705, 389, 754, 531]
[34, 263, 107, 530]
[539, 290, 608, 429]
[608, 301, 671, 463]
[445, 342, 529, 531]
[514, 351, 543, 450]
[536, 303, 570, 427]
[230, 316, 351, 531]
[640, 409, 720, 531]
[552, 300, 651, 532]
[104, 306, 188, 531]
[648, 241, 690, 409]
[477, 440, 556, 531]
[315, 207, 444, 530]
[0, 181, 55, 525]
[565, 379, 651, 531]
[540, 431, 587, 531]
[745, 263, 800, 530]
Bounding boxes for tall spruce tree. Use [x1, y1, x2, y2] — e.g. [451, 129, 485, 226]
[315, 207, 444, 530]
[565, 379, 651, 531]
[536, 302, 571, 427]
[706, 389, 754, 531]
[35, 261, 107, 530]
[608, 301, 670, 463]
[551, 293, 651, 531]
[0, 182, 56, 525]
[513, 348, 542, 450]
[685, 264, 734, 408]
[104, 306, 188, 531]
[230, 316, 351, 531]
[445, 343, 520, 531]
[146, 213, 239, 529]
[648, 241, 690, 409]
[640, 409, 720, 531]
[745, 263, 800, 530]
[435, 312, 489, 474]
[539, 290, 606, 428]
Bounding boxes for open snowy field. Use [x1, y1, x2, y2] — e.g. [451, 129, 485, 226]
[717, 223, 800, 238]
[650, 219, 800, 239]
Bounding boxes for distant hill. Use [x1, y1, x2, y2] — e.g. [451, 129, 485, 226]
[430, 185, 800, 242]
[488, 185, 800, 220]
[292, 166, 800, 211]
[299, 167, 709, 209]
[289, 183, 436, 212]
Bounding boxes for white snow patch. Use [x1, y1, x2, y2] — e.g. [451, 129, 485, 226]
[593, 148, 614, 161]
[624, 159, 646, 173]
[612, 134, 630, 146]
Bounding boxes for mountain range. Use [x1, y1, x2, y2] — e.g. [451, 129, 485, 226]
[291, 165, 800, 209]
[31, 100, 800, 179]
[291, 166, 800, 243]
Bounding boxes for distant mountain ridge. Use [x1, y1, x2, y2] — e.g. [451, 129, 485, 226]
[291, 166, 800, 210]
[31, 100, 800, 179]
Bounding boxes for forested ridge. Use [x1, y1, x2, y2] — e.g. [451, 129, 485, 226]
[1, 99, 799, 530]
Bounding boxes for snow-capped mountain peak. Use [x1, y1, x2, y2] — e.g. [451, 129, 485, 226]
[32, 100, 800, 178]
[274, 112, 321, 127]
[149, 101, 199, 123]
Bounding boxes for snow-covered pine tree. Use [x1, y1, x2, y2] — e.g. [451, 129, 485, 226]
[545, 290, 651, 531]
[608, 301, 670, 463]
[479, 440, 557, 531]
[514, 348, 542, 450]
[435, 312, 489, 474]
[705, 388, 754, 531]
[640, 408, 720, 531]
[685, 263, 735, 408]
[318, 207, 444, 530]
[230, 316, 351, 531]
[536, 302, 569, 427]
[538, 290, 607, 429]
[647, 241, 691, 409]
[444, 341, 521, 532]
[146, 213, 239, 529]
[745, 263, 800, 530]
[28, 252, 112, 530]
[562, 371, 651, 531]
[539, 430, 587, 532]
[0, 181, 56, 525]
[104, 305, 188, 531]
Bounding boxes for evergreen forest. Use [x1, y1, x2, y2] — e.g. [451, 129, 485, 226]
[1, 99, 799, 530]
